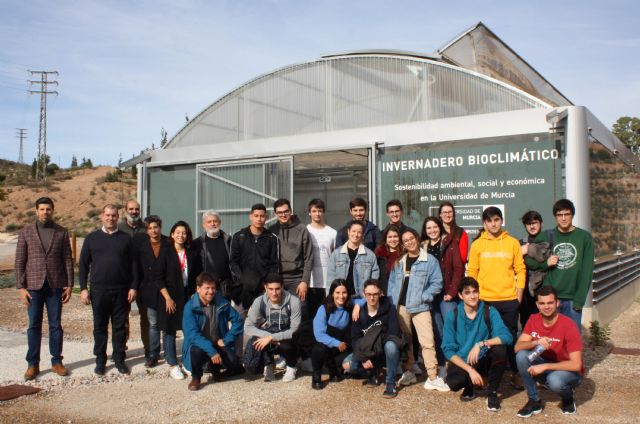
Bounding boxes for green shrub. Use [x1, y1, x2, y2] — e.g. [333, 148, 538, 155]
[4, 223, 22, 232]
[86, 208, 101, 219]
[0, 273, 15, 289]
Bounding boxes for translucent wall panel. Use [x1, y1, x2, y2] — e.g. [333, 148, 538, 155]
[147, 165, 196, 235]
[169, 56, 548, 148]
[197, 158, 292, 235]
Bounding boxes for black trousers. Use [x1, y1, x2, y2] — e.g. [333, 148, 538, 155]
[190, 345, 243, 379]
[519, 289, 538, 329]
[485, 299, 519, 373]
[310, 342, 349, 374]
[91, 288, 129, 365]
[307, 288, 326, 319]
[446, 345, 507, 393]
[245, 337, 298, 373]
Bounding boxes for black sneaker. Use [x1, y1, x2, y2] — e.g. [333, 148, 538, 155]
[460, 385, 475, 402]
[487, 393, 501, 411]
[94, 364, 106, 376]
[517, 399, 543, 418]
[115, 363, 130, 375]
[561, 397, 576, 414]
[144, 357, 158, 368]
[382, 383, 397, 398]
[365, 372, 379, 387]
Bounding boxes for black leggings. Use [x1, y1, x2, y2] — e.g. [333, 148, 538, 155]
[310, 342, 350, 374]
[446, 345, 507, 393]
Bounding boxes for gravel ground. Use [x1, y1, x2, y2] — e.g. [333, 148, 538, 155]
[0, 290, 638, 423]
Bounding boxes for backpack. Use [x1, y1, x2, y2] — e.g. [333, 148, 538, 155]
[353, 321, 385, 361]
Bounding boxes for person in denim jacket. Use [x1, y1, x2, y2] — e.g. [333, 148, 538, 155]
[327, 220, 379, 298]
[387, 228, 447, 391]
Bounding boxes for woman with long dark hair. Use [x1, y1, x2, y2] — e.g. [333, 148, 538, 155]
[421, 216, 464, 373]
[387, 228, 448, 391]
[135, 215, 185, 380]
[310, 279, 353, 390]
[169, 221, 199, 301]
[374, 225, 404, 295]
[438, 202, 468, 263]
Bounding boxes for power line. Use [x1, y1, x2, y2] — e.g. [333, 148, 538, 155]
[28, 70, 59, 182]
[16, 128, 27, 164]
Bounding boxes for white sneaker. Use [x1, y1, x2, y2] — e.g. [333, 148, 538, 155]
[282, 366, 297, 382]
[183, 367, 192, 377]
[424, 376, 450, 392]
[263, 364, 275, 382]
[275, 357, 287, 370]
[412, 363, 423, 375]
[169, 365, 185, 380]
[398, 371, 417, 386]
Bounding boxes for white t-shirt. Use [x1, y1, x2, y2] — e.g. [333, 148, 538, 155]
[307, 224, 337, 289]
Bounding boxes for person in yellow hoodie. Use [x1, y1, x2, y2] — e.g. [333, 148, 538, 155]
[467, 206, 526, 389]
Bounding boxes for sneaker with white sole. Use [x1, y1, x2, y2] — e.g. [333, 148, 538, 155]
[282, 366, 297, 383]
[398, 371, 417, 386]
[275, 357, 287, 370]
[424, 376, 450, 392]
[263, 364, 275, 382]
[169, 365, 185, 380]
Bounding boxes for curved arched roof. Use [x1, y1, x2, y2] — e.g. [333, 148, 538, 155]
[166, 53, 550, 149]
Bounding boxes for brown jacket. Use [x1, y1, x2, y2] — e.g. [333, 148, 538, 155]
[15, 222, 74, 290]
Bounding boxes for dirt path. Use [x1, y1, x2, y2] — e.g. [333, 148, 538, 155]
[0, 292, 638, 423]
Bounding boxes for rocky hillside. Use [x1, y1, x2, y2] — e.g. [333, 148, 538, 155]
[0, 161, 137, 236]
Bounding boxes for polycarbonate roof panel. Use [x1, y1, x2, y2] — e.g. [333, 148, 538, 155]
[439, 23, 572, 107]
[167, 54, 549, 148]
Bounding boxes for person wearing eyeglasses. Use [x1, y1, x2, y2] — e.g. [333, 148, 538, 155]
[268, 198, 313, 305]
[523, 199, 594, 330]
[349, 279, 402, 398]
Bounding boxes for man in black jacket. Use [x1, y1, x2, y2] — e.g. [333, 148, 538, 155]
[349, 279, 402, 398]
[230, 204, 279, 308]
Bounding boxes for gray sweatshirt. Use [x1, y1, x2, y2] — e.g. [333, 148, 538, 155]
[244, 291, 301, 342]
[268, 215, 313, 282]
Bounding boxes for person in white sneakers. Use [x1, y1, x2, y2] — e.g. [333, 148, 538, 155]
[244, 273, 302, 382]
[386, 228, 447, 392]
[306, 198, 337, 317]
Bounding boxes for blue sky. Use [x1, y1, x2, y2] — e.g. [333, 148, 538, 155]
[0, 0, 638, 167]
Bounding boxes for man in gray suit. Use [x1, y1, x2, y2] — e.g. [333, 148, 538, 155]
[15, 197, 74, 380]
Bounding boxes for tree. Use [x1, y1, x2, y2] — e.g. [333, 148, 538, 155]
[70, 155, 78, 168]
[612, 116, 640, 155]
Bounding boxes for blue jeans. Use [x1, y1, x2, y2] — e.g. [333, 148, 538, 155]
[349, 340, 400, 385]
[516, 350, 581, 401]
[147, 307, 177, 366]
[26, 283, 63, 366]
[432, 297, 458, 365]
[558, 300, 582, 330]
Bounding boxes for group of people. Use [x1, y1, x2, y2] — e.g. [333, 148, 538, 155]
[15, 193, 593, 417]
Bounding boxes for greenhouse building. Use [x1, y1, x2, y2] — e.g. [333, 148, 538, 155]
[124, 22, 640, 325]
